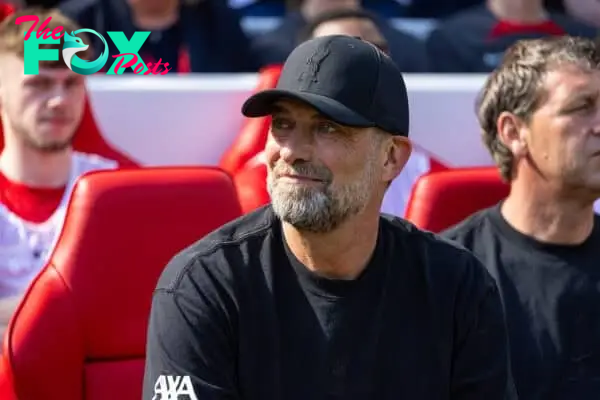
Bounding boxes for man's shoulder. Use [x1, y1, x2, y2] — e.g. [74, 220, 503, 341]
[187, 205, 275, 257]
[440, 206, 495, 244]
[155, 206, 276, 291]
[381, 214, 485, 271]
[381, 215, 499, 300]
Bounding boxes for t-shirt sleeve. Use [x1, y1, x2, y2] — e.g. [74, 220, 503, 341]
[142, 256, 240, 400]
[450, 254, 516, 400]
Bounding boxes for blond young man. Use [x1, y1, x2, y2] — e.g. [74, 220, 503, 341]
[0, 9, 118, 337]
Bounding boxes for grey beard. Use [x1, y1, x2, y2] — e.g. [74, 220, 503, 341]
[268, 179, 369, 233]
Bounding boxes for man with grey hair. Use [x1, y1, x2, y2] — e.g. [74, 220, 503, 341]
[444, 35, 600, 399]
[143, 35, 512, 400]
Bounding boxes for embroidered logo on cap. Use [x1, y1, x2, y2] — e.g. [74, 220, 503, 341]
[298, 45, 330, 90]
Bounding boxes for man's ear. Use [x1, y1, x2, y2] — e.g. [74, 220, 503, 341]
[497, 111, 528, 157]
[381, 135, 411, 183]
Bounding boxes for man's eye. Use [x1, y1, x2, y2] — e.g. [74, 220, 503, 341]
[316, 122, 337, 134]
[271, 118, 292, 130]
[565, 98, 596, 113]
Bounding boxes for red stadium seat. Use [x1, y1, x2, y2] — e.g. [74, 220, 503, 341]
[0, 93, 139, 168]
[219, 64, 283, 175]
[428, 157, 448, 174]
[405, 166, 510, 233]
[234, 162, 270, 213]
[0, 167, 242, 400]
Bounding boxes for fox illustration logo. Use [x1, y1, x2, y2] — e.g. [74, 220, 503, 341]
[62, 29, 108, 75]
[62, 31, 88, 68]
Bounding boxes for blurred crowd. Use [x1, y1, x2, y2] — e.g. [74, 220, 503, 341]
[1, 0, 599, 73]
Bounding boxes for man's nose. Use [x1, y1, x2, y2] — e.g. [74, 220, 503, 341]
[46, 86, 68, 108]
[278, 131, 314, 164]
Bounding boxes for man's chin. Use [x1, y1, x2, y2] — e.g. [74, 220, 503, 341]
[25, 129, 75, 153]
[26, 138, 73, 153]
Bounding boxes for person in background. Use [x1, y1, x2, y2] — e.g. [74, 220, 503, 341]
[0, 9, 118, 338]
[234, 0, 483, 19]
[300, 8, 389, 52]
[400, 0, 481, 18]
[443, 36, 600, 399]
[300, 8, 429, 73]
[252, 0, 429, 72]
[58, 0, 260, 73]
[300, 8, 435, 216]
[426, 0, 597, 73]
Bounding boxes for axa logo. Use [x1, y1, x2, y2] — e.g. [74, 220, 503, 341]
[152, 375, 198, 400]
[16, 14, 171, 75]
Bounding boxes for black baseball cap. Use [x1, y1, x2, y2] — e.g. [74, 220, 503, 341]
[241, 35, 410, 137]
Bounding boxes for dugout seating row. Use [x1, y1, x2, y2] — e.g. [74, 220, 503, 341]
[0, 165, 508, 399]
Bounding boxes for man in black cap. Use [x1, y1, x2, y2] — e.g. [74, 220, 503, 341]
[142, 35, 512, 400]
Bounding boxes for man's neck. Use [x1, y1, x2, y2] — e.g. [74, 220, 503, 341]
[501, 176, 596, 245]
[130, 1, 179, 30]
[0, 146, 72, 188]
[282, 208, 380, 280]
[487, 0, 547, 23]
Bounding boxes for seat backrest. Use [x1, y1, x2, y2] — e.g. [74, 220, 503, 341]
[0, 93, 139, 168]
[219, 64, 283, 175]
[0, 167, 242, 400]
[234, 162, 270, 214]
[405, 167, 510, 233]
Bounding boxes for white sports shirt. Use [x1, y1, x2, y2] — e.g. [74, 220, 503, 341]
[0, 152, 117, 298]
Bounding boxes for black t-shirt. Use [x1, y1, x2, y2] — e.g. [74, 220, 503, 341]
[443, 204, 600, 399]
[143, 206, 511, 400]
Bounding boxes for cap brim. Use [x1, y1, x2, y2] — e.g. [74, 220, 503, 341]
[241, 89, 374, 127]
